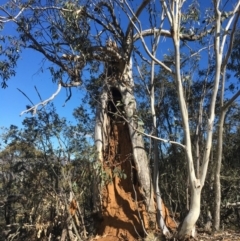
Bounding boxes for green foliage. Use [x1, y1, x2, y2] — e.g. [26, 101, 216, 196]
[228, 30, 240, 80]
[113, 167, 127, 180]
[0, 104, 96, 240]
[0, 35, 21, 88]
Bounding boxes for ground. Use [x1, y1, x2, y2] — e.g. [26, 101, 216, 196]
[90, 229, 240, 241]
[197, 229, 240, 241]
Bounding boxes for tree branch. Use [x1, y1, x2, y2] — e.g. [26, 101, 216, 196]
[92, 1, 124, 39]
[220, 1, 240, 54]
[125, 0, 151, 40]
[0, 6, 26, 22]
[134, 28, 215, 42]
[20, 82, 62, 116]
[222, 90, 240, 112]
[124, 9, 173, 73]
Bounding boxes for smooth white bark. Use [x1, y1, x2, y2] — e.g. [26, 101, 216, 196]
[150, 30, 170, 235]
[178, 188, 201, 239]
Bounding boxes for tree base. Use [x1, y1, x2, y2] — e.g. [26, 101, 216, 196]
[95, 122, 176, 240]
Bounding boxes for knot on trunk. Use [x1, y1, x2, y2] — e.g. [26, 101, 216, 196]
[194, 179, 201, 188]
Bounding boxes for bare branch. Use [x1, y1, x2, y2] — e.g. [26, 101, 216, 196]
[134, 48, 151, 65]
[160, 0, 173, 25]
[136, 66, 150, 95]
[34, 86, 43, 102]
[134, 27, 215, 42]
[60, 80, 81, 88]
[20, 82, 62, 116]
[220, 1, 240, 53]
[124, 9, 173, 73]
[181, 45, 214, 67]
[222, 90, 240, 112]
[17, 88, 34, 106]
[224, 202, 240, 208]
[112, 110, 186, 149]
[132, 124, 186, 149]
[0, 6, 26, 22]
[62, 88, 72, 107]
[222, 10, 240, 69]
[125, 0, 151, 40]
[92, 1, 124, 39]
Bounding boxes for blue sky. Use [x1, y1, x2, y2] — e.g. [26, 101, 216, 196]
[1, 0, 239, 130]
[0, 46, 85, 128]
[0, 1, 202, 130]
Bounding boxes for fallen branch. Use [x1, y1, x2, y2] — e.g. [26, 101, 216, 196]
[224, 202, 240, 208]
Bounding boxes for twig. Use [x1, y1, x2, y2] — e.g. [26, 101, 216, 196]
[34, 86, 43, 102]
[104, 90, 185, 149]
[62, 88, 72, 107]
[17, 88, 34, 106]
[224, 202, 240, 208]
[124, 0, 173, 73]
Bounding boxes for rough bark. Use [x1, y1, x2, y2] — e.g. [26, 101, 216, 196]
[117, 60, 156, 226]
[94, 60, 156, 239]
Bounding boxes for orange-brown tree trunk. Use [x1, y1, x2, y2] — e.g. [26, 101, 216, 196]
[94, 61, 176, 240]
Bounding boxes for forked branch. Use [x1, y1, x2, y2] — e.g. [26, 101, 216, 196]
[20, 82, 62, 116]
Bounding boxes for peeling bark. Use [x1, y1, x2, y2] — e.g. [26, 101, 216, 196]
[94, 60, 156, 236]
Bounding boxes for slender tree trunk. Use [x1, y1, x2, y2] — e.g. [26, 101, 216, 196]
[212, 9, 240, 229]
[149, 30, 171, 235]
[121, 61, 156, 225]
[172, 9, 201, 237]
[151, 67, 170, 236]
[213, 109, 226, 230]
[213, 88, 240, 230]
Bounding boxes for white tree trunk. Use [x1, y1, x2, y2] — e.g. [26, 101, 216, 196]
[214, 89, 240, 230]
[120, 60, 156, 223]
[150, 43, 170, 235]
[178, 188, 201, 239]
[171, 5, 201, 237]
[213, 110, 225, 230]
[95, 89, 109, 162]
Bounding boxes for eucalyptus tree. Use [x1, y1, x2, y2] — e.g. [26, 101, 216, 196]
[1, 0, 240, 240]
[125, 1, 240, 238]
[213, 27, 240, 230]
